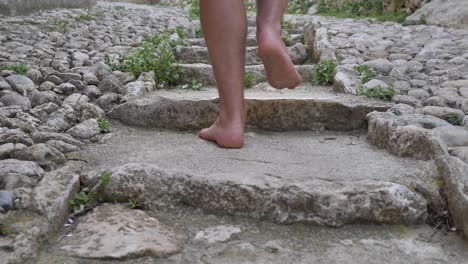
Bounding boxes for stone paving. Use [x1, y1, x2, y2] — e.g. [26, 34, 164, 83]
[0, 1, 468, 263]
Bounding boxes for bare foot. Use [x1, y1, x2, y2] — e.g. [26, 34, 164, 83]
[258, 29, 302, 89]
[199, 118, 245, 148]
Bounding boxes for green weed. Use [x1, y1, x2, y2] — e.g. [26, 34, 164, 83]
[189, 0, 200, 20]
[107, 31, 183, 88]
[244, 72, 256, 88]
[245, 1, 256, 13]
[54, 20, 69, 31]
[281, 35, 292, 46]
[68, 191, 89, 214]
[357, 85, 395, 101]
[128, 198, 142, 209]
[354, 65, 377, 83]
[0, 64, 30, 75]
[97, 118, 112, 133]
[114, 6, 126, 11]
[443, 113, 463, 126]
[314, 59, 337, 85]
[195, 27, 204, 38]
[181, 80, 203, 91]
[282, 20, 294, 31]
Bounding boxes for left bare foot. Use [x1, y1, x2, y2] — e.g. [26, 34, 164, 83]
[199, 118, 245, 148]
[257, 28, 302, 89]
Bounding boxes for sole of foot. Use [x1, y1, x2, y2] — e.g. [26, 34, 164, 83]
[198, 123, 245, 149]
[258, 33, 303, 89]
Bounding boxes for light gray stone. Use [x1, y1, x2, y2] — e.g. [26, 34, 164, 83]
[363, 58, 392, 74]
[98, 163, 427, 226]
[433, 126, 468, 148]
[450, 147, 468, 164]
[96, 93, 124, 111]
[0, 190, 14, 211]
[0, 77, 12, 90]
[0, 128, 34, 146]
[0, 92, 31, 110]
[62, 93, 89, 111]
[82, 85, 101, 100]
[0, 159, 45, 178]
[363, 79, 389, 91]
[38, 81, 55, 92]
[66, 118, 100, 139]
[29, 90, 60, 107]
[32, 132, 84, 147]
[45, 140, 81, 153]
[406, 0, 468, 28]
[29, 162, 81, 231]
[55, 83, 76, 95]
[58, 204, 186, 259]
[13, 143, 67, 171]
[5, 75, 35, 95]
[389, 104, 415, 116]
[98, 75, 126, 94]
[422, 106, 465, 121]
[194, 225, 241, 244]
[436, 156, 468, 239]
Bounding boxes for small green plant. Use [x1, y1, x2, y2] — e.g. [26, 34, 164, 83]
[114, 6, 126, 11]
[128, 198, 142, 209]
[419, 14, 427, 25]
[107, 31, 184, 88]
[314, 59, 337, 85]
[287, 0, 313, 14]
[358, 85, 395, 101]
[68, 191, 89, 214]
[54, 20, 69, 31]
[281, 35, 292, 46]
[444, 113, 463, 126]
[244, 72, 256, 88]
[98, 171, 112, 195]
[174, 26, 186, 39]
[0, 64, 30, 75]
[245, 1, 256, 13]
[354, 65, 377, 83]
[189, 0, 200, 20]
[181, 80, 203, 91]
[282, 20, 294, 31]
[97, 118, 112, 133]
[195, 27, 204, 38]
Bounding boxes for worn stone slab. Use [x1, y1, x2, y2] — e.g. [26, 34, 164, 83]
[58, 204, 186, 259]
[179, 64, 314, 86]
[109, 85, 392, 131]
[29, 162, 81, 231]
[366, 111, 451, 160]
[93, 162, 427, 227]
[437, 156, 468, 239]
[0, 0, 97, 16]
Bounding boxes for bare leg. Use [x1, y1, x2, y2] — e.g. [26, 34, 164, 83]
[198, 0, 246, 148]
[256, 0, 302, 89]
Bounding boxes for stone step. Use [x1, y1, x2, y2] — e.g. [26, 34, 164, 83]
[185, 33, 304, 47]
[109, 84, 392, 131]
[179, 63, 315, 85]
[81, 126, 431, 227]
[175, 44, 308, 66]
[39, 205, 468, 263]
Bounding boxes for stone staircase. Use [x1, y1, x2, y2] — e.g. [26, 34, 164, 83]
[175, 20, 313, 85]
[96, 18, 435, 228]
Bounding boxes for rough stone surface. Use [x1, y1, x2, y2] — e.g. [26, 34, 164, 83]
[0, 159, 45, 179]
[29, 162, 81, 231]
[109, 86, 392, 131]
[66, 118, 100, 140]
[58, 204, 186, 259]
[407, 0, 468, 28]
[0, 0, 97, 16]
[13, 143, 67, 171]
[437, 156, 468, 238]
[95, 162, 427, 227]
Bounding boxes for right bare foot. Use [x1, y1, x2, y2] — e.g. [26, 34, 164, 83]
[198, 118, 245, 149]
[257, 29, 302, 89]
